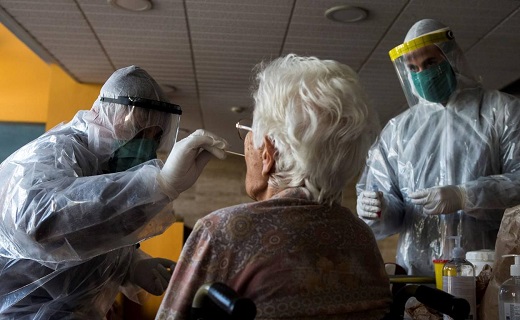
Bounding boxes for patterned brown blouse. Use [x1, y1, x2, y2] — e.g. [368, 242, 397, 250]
[156, 187, 392, 319]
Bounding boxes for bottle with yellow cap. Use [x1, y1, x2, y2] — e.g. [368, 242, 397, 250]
[442, 236, 476, 320]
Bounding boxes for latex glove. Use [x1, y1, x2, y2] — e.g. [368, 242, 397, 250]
[409, 185, 466, 215]
[129, 258, 176, 296]
[159, 129, 228, 199]
[357, 190, 385, 219]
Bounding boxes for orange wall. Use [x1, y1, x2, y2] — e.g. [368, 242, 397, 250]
[138, 223, 184, 319]
[0, 23, 49, 122]
[0, 23, 100, 126]
[1, 22, 183, 319]
[46, 64, 101, 130]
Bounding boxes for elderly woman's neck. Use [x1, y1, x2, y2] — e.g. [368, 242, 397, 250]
[253, 185, 279, 201]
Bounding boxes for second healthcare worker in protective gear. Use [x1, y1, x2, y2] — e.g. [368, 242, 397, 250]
[0, 65, 228, 319]
[356, 19, 520, 276]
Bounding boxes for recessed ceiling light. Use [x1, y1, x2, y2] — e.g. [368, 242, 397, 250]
[325, 5, 368, 23]
[108, 0, 152, 12]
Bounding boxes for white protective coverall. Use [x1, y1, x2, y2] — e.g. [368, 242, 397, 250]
[0, 66, 227, 319]
[356, 19, 520, 276]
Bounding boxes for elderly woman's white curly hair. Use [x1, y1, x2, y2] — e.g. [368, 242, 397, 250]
[251, 54, 380, 205]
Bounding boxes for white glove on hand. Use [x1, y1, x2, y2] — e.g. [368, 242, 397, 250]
[129, 258, 176, 296]
[409, 185, 466, 215]
[357, 190, 385, 219]
[159, 129, 229, 199]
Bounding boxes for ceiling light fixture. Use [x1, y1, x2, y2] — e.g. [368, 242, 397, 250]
[325, 5, 368, 23]
[108, 0, 152, 12]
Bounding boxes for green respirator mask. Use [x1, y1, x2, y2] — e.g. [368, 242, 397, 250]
[108, 138, 158, 173]
[411, 60, 457, 103]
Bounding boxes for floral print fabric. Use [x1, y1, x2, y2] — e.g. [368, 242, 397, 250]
[156, 187, 392, 319]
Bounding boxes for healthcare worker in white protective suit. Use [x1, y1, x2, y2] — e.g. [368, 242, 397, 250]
[356, 19, 520, 276]
[0, 65, 228, 319]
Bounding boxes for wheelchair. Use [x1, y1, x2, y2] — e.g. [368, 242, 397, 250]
[189, 281, 470, 320]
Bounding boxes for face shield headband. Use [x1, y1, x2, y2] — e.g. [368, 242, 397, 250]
[99, 96, 182, 116]
[389, 28, 457, 106]
[95, 96, 182, 168]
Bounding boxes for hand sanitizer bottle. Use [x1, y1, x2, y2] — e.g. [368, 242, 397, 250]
[442, 236, 476, 319]
[498, 254, 520, 320]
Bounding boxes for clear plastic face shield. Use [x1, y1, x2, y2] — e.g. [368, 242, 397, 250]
[389, 28, 459, 106]
[98, 96, 182, 172]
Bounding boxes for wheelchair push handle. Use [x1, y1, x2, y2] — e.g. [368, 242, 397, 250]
[387, 284, 470, 320]
[414, 285, 470, 319]
[192, 282, 256, 320]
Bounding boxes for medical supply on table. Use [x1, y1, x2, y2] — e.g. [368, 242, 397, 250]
[433, 259, 450, 290]
[498, 254, 520, 320]
[442, 236, 476, 320]
[466, 249, 495, 277]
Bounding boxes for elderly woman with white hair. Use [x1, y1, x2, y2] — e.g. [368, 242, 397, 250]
[156, 54, 392, 320]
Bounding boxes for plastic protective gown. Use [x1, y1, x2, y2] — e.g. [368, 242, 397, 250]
[0, 66, 179, 319]
[357, 21, 520, 276]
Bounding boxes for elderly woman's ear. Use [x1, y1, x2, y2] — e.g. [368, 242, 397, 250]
[261, 137, 276, 177]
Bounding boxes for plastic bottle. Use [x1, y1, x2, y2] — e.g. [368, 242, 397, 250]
[466, 249, 495, 276]
[442, 236, 476, 320]
[498, 254, 520, 320]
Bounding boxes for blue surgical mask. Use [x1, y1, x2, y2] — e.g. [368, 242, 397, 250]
[411, 60, 457, 103]
[108, 138, 158, 173]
